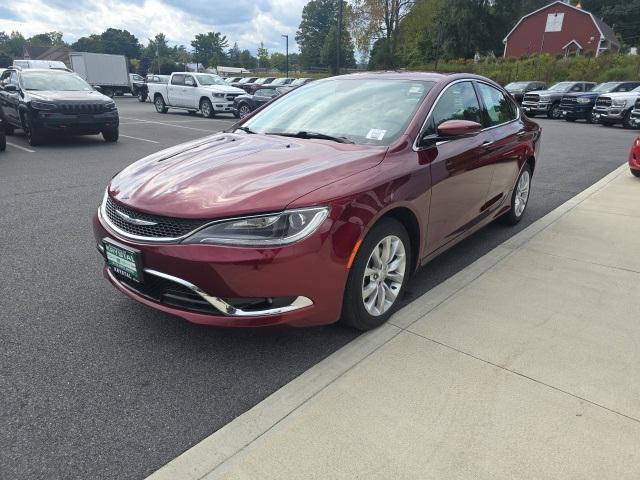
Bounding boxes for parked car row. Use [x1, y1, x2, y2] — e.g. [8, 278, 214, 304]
[226, 76, 312, 94]
[507, 79, 640, 129]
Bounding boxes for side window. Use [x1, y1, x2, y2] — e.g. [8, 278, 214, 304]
[0, 71, 11, 85]
[9, 72, 19, 86]
[256, 89, 277, 98]
[570, 84, 582, 92]
[184, 76, 195, 87]
[171, 74, 185, 86]
[426, 81, 482, 135]
[585, 83, 595, 91]
[476, 83, 516, 127]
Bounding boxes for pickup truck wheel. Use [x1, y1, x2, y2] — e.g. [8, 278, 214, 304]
[137, 91, 147, 102]
[22, 113, 45, 146]
[102, 129, 119, 143]
[200, 98, 215, 118]
[622, 110, 633, 129]
[548, 103, 561, 119]
[586, 110, 594, 124]
[154, 96, 168, 113]
[238, 104, 251, 118]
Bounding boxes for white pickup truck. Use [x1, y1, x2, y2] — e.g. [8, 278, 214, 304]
[147, 72, 245, 118]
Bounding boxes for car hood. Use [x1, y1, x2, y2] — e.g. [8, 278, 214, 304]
[563, 91, 600, 98]
[527, 89, 565, 96]
[109, 133, 387, 219]
[28, 90, 112, 102]
[200, 85, 245, 94]
[599, 91, 640, 99]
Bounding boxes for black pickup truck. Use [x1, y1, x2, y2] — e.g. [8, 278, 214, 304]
[521, 81, 596, 118]
[559, 81, 640, 123]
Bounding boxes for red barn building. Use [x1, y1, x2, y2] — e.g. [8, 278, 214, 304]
[503, 1, 620, 58]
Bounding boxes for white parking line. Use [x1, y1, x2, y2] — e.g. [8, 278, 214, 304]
[6, 142, 36, 153]
[120, 116, 218, 133]
[120, 134, 160, 144]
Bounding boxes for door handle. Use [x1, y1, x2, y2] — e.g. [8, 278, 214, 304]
[481, 140, 494, 148]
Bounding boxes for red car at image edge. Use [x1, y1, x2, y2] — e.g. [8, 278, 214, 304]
[630, 136, 640, 177]
[94, 72, 541, 330]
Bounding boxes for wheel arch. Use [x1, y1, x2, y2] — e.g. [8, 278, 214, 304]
[369, 205, 422, 274]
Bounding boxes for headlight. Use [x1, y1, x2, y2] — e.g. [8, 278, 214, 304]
[612, 98, 627, 107]
[184, 207, 329, 246]
[577, 97, 592, 104]
[213, 93, 225, 98]
[538, 96, 551, 102]
[31, 100, 57, 111]
[105, 101, 117, 111]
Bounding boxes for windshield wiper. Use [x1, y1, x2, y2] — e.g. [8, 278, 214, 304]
[265, 131, 354, 144]
[234, 126, 256, 134]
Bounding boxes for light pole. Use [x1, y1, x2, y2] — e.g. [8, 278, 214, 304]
[281, 34, 289, 77]
[336, 0, 343, 74]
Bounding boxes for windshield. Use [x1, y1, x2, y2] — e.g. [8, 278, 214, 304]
[195, 74, 226, 86]
[592, 82, 619, 93]
[242, 78, 434, 146]
[548, 82, 574, 92]
[634, 86, 640, 92]
[21, 71, 92, 91]
[505, 82, 530, 90]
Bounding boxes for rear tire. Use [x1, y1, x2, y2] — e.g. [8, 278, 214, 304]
[631, 169, 640, 178]
[102, 129, 119, 143]
[500, 164, 532, 226]
[154, 95, 168, 114]
[341, 218, 411, 331]
[200, 98, 215, 118]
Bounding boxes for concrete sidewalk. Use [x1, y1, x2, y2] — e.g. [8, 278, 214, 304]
[150, 165, 640, 480]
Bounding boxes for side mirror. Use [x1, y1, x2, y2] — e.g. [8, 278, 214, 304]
[3, 84, 18, 92]
[419, 120, 483, 147]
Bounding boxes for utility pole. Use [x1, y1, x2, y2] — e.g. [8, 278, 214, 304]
[336, 0, 343, 75]
[281, 34, 289, 77]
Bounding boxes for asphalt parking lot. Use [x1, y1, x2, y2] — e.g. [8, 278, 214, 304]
[1, 97, 638, 479]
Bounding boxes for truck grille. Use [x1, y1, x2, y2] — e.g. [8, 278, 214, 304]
[560, 96, 577, 106]
[58, 103, 106, 114]
[104, 196, 209, 239]
[225, 93, 241, 101]
[523, 93, 539, 103]
[596, 97, 612, 108]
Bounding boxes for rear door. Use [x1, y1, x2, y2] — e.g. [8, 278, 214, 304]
[475, 82, 525, 215]
[423, 81, 497, 252]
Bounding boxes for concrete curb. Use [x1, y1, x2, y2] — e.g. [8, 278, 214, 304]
[147, 163, 628, 480]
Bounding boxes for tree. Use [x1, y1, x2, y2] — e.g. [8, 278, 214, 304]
[296, 0, 340, 69]
[0, 31, 26, 58]
[270, 52, 287, 71]
[144, 34, 171, 74]
[257, 42, 270, 68]
[227, 42, 242, 67]
[240, 49, 257, 69]
[71, 34, 103, 53]
[191, 32, 229, 69]
[100, 28, 142, 58]
[321, 24, 357, 73]
[27, 31, 65, 46]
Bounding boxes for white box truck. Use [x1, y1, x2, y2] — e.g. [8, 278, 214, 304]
[69, 52, 131, 97]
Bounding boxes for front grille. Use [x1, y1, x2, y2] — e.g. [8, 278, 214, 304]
[114, 271, 219, 314]
[560, 96, 577, 106]
[596, 97, 612, 108]
[58, 103, 105, 114]
[523, 93, 539, 103]
[225, 93, 241, 101]
[105, 196, 209, 239]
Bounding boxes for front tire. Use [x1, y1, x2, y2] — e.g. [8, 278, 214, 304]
[500, 164, 532, 225]
[238, 103, 251, 118]
[200, 98, 215, 118]
[138, 91, 147, 102]
[154, 95, 168, 113]
[548, 102, 561, 119]
[631, 169, 640, 178]
[22, 113, 45, 146]
[622, 110, 633, 129]
[341, 218, 411, 331]
[102, 129, 119, 143]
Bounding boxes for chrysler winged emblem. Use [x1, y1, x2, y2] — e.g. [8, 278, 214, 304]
[115, 209, 158, 226]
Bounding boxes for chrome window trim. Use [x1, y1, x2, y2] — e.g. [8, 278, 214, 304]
[413, 78, 521, 152]
[107, 267, 313, 317]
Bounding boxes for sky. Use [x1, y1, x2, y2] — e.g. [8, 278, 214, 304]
[0, 0, 306, 53]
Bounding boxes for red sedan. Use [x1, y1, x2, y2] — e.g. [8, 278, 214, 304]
[94, 72, 541, 330]
[630, 136, 640, 177]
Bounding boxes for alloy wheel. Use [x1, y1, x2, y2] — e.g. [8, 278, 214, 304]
[514, 170, 530, 217]
[361, 235, 406, 316]
[201, 102, 212, 117]
[239, 105, 251, 118]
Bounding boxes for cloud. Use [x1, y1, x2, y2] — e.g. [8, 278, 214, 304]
[0, 0, 304, 53]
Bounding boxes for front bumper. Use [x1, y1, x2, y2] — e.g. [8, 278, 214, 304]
[212, 101, 235, 113]
[558, 104, 592, 119]
[521, 101, 551, 114]
[33, 110, 119, 133]
[93, 208, 350, 328]
[592, 107, 626, 122]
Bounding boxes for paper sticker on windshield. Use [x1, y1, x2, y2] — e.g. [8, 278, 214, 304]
[366, 129, 386, 140]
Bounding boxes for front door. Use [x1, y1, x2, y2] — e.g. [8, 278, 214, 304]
[421, 81, 496, 253]
[0, 71, 21, 126]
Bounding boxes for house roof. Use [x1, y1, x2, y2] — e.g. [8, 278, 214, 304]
[503, 1, 618, 44]
[23, 45, 72, 66]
